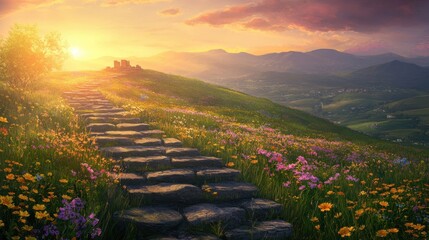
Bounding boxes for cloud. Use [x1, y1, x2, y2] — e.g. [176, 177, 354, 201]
[159, 7, 180, 16]
[0, 0, 62, 17]
[186, 0, 429, 32]
[100, 0, 165, 6]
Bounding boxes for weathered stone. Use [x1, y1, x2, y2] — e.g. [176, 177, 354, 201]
[239, 198, 282, 220]
[80, 112, 129, 118]
[117, 123, 150, 131]
[88, 132, 105, 137]
[196, 168, 240, 182]
[101, 146, 164, 158]
[162, 138, 183, 147]
[114, 207, 183, 231]
[117, 173, 146, 185]
[166, 148, 200, 157]
[128, 183, 203, 204]
[141, 130, 165, 138]
[104, 131, 143, 138]
[145, 169, 195, 183]
[224, 220, 293, 240]
[77, 108, 124, 113]
[122, 156, 171, 171]
[171, 156, 223, 168]
[94, 136, 134, 146]
[86, 123, 116, 132]
[183, 204, 245, 228]
[86, 117, 140, 124]
[202, 182, 257, 201]
[134, 138, 162, 146]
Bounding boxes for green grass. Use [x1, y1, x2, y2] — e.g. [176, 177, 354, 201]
[97, 70, 428, 239]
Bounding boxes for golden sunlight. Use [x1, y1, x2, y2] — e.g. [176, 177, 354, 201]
[69, 47, 82, 59]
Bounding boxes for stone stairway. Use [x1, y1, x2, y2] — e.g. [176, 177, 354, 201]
[63, 83, 293, 240]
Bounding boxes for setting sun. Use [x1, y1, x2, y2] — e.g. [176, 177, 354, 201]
[69, 47, 82, 59]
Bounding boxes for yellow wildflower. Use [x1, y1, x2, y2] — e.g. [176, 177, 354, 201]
[4, 168, 12, 173]
[388, 228, 399, 233]
[379, 201, 389, 207]
[19, 210, 30, 218]
[226, 162, 235, 167]
[59, 179, 68, 184]
[22, 225, 33, 231]
[334, 212, 342, 218]
[35, 211, 50, 220]
[327, 190, 335, 195]
[62, 195, 71, 200]
[22, 173, 35, 182]
[33, 204, 46, 211]
[318, 202, 333, 212]
[376, 229, 389, 237]
[310, 217, 319, 222]
[338, 226, 354, 238]
[19, 194, 28, 201]
[0, 220, 4, 227]
[6, 174, 15, 180]
[315, 225, 320, 230]
[20, 185, 29, 191]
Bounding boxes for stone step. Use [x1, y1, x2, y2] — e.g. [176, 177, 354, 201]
[94, 136, 135, 146]
[74, 105, 116, 110]
[104, 131, 143, 138]
[127, 183, 204, 204]
[86, 117, 140, 124]
[117, 172, 146, 185]
[166, 148, 200, 157]
[239, 198, 283, 220]
[196, 168, 240, 182]
[80, 112, 130, 118]
[101, 146, 164, 158]
[122, 156, 172, 171]
[77, 108, 124, 113]
[140, 130, 165, 138]
[171, 156, 223, 168]
[183, 203, 245, 228]
[224, 220, 293, 240]
[202, 182, 258, 201]
[162, 138, 183, 147]
[148, 235, 220, 240]
[86, 123, 116, 132]
[117, 123, 150, 131]
[114, 207, 183, 232]
[134, 138, 163, 146]
[145, 169, 195, 183]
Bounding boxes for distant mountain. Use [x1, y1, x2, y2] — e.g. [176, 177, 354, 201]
[348, 60, 429, 88]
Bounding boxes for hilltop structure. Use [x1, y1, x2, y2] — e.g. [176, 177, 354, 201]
[106, 59, 142, 72]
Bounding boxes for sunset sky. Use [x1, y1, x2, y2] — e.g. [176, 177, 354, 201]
[1, 0, 429, 62]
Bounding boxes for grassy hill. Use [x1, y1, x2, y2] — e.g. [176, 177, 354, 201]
[1, 70, 428, 239]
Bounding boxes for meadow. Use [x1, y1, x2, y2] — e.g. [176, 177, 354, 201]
[1, 70, 428, 239]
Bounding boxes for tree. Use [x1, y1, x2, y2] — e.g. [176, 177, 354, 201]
[0, 24, 67, 89]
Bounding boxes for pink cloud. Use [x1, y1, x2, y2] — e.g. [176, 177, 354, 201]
[159, 8, 181, 16]
[186, 0, 429, 32]
[101, 0, 165, 7]
[0, 0, 62, 17]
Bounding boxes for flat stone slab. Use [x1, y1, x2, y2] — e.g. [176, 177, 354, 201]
[171, 156, 223, 168]
[149, 235, 220, 240]
[162, 138, 183, 147]
[86, 123, 116, 132]
[239, 198, 282, 220]
[134, 138, 162, 146]
[117, 173, 146, 185]
[224, 220, 293, 240]
[80, 112, 129, 118]
[166, 148, 200, 157]
[104, 131, 143, 138]
[117, 123, 150, 131]
[128, 183, 203, 204]
[101, 146, 164, 158]
[145, 169, 195, 183]
[114, 207, 183, 231]
[88, 132, 105, 137]
[122, 156, 172, 171]
[86, 117, 140, 124]
[141, 130, 165, 138]
[183, 203, 245, 228]
[94, 136, 134, 146]
[202, 182, 258, 201]
[77, 108, 124, 113]
[196, 168, 240, 182]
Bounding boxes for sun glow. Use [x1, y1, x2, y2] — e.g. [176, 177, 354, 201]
[69, 47, 82, 59]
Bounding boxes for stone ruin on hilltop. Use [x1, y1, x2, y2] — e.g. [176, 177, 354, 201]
[105, 59, 142, 72]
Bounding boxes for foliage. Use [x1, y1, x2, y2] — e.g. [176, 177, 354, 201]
[0, 24, 67, 89]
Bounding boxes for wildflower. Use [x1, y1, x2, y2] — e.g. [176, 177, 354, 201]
[355, 209, 364, 216]
[19, 194, 29, 201]
[23, 173, 35, 182]
[334, 212, 342, 218]
[318, 202, 333, 212]
[379, 201, 389, 207]
[359, 225, 366, 230]
[283, 181, 291, 188]
[59, 179, 68, 184]
[0, 220, 4, 227]
[4, 168, 12, 173]
[35, 211, 50, 219]
[376, 229, 389, 237]
[338, 226, 354, 237]
[19, 210, 30, 218]
[20, 185, 29, 191]
[226, 162, 235, 167]
[0, 117, 8, 123]
[315, 225, 320, 230]
[299, 185, 306, 190]
[0, 195, 14, 208]
[388, 228, 399, 233]
[6, 174, 15, 180]
[310, 217, 319, 222]
[327, 190, 335, 195]
[250, 160, 258, 164]
[33, 204, 46, 211]
[22, 225, 33, 231]
[62, 195, 72, 200]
